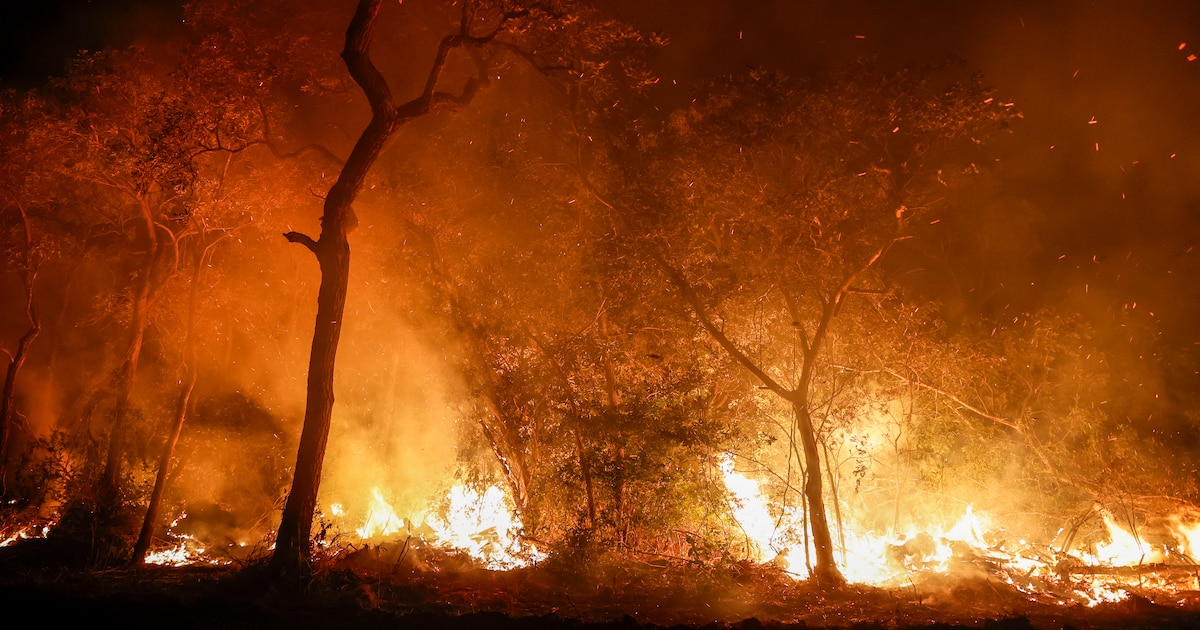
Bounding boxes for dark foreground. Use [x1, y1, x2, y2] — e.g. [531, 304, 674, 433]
[2, 546, 1200, 629]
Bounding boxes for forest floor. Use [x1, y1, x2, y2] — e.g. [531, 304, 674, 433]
[2, 530, 1200, 628]
[3, 542, 1200, 629]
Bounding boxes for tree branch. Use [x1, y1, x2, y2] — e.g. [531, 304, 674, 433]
[283, 231, 318, 254]
[650, 249, 794, 400]
[779, 287, 811, 356]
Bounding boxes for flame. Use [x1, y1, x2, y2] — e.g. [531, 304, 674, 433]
[717, 455, 1200, 605]
[145, 539, 204, 566]
[355, 487, 405, 539]
[325, 482, 541, 570]
[720, 456, 784, 563]
[0, 523, 52, 547]
[1169, 516, 1200, 562]
[1090, 508, 1162, 565]
[144, 532, 230, 566]
[720, 455, 996, 583]
[426, 484, 541, 570]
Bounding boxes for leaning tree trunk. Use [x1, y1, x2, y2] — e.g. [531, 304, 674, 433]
[270, 0, 526, 579]
[269, 0, 399, 579]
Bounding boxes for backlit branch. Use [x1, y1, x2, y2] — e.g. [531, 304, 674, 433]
[283, 231, 318, 254]
[651, 249, 793, 400]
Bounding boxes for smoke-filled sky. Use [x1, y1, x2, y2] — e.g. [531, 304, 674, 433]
[4, 0, 1197, 352]
[599, 0, 1200, 345]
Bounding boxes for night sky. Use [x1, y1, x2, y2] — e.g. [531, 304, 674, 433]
[4, 0, 1198, 352]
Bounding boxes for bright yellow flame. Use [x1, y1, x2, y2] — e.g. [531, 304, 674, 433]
[720, 456, 783, 563]
[355, 487, 405, 539]
[145, 541, 201, 566]
[426, 484, 542, 570]
[329, 482, 541, 570]
[1091, 508, 1164, 565]
[1169, 516, 1200, 562]
[719, 457, 1150, 605]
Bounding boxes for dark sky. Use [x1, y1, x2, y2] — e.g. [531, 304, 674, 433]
[0, 0, 184, 87]
[4, 0, 1198, 348]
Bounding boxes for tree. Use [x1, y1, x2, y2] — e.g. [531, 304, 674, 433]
[0, 96, 48, 489]
[266, 0, 663, 574]
[0, 204, 41, 491]
[269, 0, 556, 578]
[0, 2, 326, 556]
[591, 67, 1013, 584]
[36, 48, 222, 510]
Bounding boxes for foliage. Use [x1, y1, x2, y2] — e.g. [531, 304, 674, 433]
[0, 0, 1195, 583]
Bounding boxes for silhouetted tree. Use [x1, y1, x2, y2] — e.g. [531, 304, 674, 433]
[589, 66, 1014, 584]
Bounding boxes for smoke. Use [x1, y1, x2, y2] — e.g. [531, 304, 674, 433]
[317, 307, 465, 530]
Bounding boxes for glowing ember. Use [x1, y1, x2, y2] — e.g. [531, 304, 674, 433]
[144, 533, 229, 567]
[0, 524, 51, 547]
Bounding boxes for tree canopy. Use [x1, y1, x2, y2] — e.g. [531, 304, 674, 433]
[0, 0, 1195, 589]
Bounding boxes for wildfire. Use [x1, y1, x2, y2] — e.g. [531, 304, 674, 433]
[331, 482, 541, 570]
[719, 454, 1200, 606]
[426, 484, 541, 570]
[720, 456, 786, 564]
[143, 512, 234, 567]
[0, 523, 52, 547]
[1089, 508, 1162, 565]
[144, 535, 213, 567]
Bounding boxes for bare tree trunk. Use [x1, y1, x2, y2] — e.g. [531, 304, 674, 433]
[270, 0, 397, 579]
[132, 369, 195, 562]
[133, 235, 219, 563]
[1, 205, 41, 493]
[793, 402, 839, 583]
[270, 184, 353, 579]
[269, 0, 532, 579]
[98, 198, 159, 509]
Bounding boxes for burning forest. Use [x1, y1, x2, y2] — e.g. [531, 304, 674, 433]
[2, 1, 1200, 628]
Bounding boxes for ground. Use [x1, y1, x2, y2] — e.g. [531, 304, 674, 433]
[3, 542, 1200, 629]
